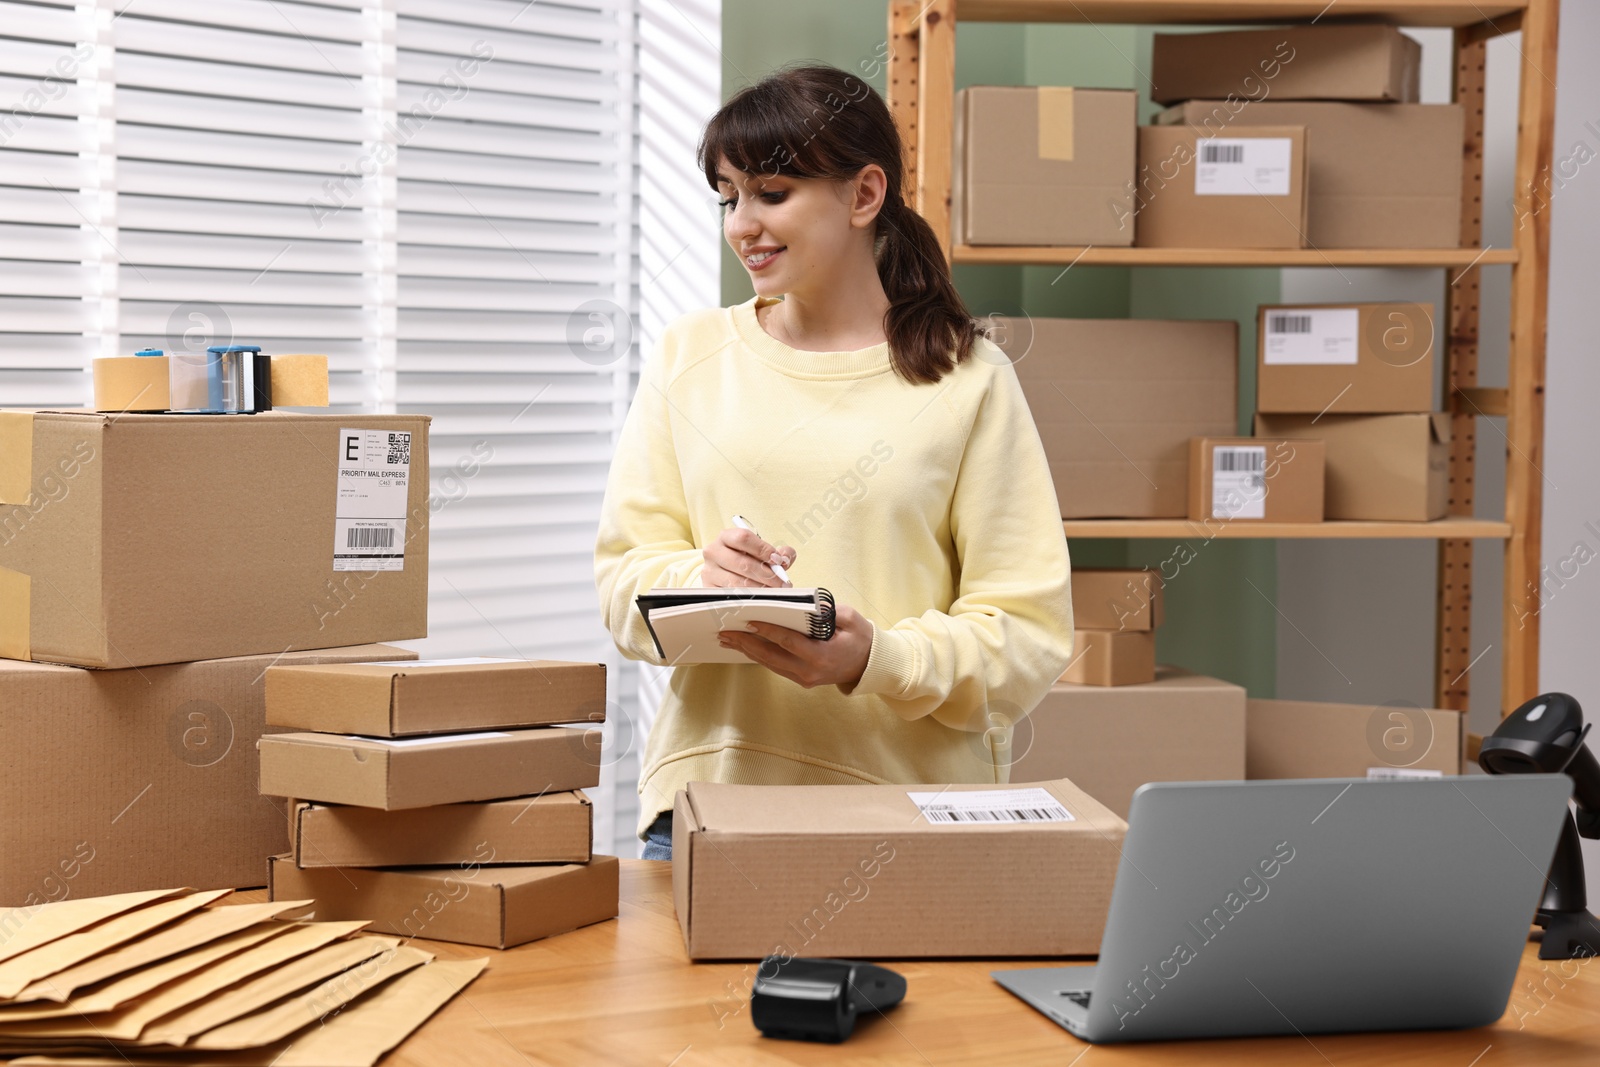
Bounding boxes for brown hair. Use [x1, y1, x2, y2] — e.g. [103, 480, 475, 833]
[698, 64, 977, 386]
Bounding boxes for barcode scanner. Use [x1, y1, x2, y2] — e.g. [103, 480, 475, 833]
[750, 956, 907, 1043]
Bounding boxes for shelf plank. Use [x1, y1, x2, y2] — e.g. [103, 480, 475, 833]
[960, 1, 1525, 28]
[1063, 517, 1512, 540]
[953, 245, 1517, 268]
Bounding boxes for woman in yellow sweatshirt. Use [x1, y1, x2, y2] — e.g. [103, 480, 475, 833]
[594, 64, 1075, 860]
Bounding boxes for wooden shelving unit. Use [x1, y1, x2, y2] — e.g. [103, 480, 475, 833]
[886, 0, 1559, 719]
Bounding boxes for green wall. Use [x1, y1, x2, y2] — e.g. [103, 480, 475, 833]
[719, 3, 1280, 695]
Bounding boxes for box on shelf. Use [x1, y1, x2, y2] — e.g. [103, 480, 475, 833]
[0, 643, 414, 906]
[1151, 24, 1421, 105]
[1133, 124, 1308, 249]
[1000, 318, 1238, 518]
[0, 411, 430, 669]
[1248, 698, 1463, 778]
[258, 727, 601, 810]
[1256, 303, 1435, 414]
[1071, 568, 1164, 631]
[1060, 629, 1156, 686]
[953, 86, 1138, 246]
[1188, 437, 1326, 523]
[1009, 668, 1247, 819]
[266, 658, 607, 737]
[1253, 412, 1448, 521]
[269, 853, 619, 950]
[672, 778, 1126, 959]
[1158, 101, 1464, 248]
[289, 792, 593, 868]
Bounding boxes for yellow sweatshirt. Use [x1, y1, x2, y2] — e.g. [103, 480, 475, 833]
[594, 294, 1075, 839]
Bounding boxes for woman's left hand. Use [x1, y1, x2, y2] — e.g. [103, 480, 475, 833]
[719, 601, 873, 689]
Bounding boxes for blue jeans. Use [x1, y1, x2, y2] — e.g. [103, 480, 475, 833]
[642, 810, 672, 861]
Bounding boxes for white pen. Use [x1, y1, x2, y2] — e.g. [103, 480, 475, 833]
[730, 514, 791, 584]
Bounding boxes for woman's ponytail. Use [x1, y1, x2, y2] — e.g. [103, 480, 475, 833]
[874, 191, 979, 384]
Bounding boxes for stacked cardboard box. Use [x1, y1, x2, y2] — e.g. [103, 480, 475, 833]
[260, 659, 621, 949]
[1062, 568, 1164, 686]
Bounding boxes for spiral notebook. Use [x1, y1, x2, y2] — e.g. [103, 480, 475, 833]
[635, 587, 836, 664]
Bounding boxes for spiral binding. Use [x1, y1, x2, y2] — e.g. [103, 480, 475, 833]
[809, 587, 837, 640]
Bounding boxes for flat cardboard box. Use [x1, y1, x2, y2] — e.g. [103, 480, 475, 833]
[1000, 318, 1238, 518]
[0, 643, 414, 907]
[1010, 668, 1248, 819]
[1071, 567, 1164, 631]
[269, 853, 619, 949]
[1248, 698, 1463, 778]
[1254, 412, 1448, 521]
[258, 727, 601, 810]
[289, 792, 593, 868]
[953, 86, 1137, 246]
[1159, 101, 1464, 248]
[1134, 124, 1308, 248]
[672, 778, 1126, 959]
[1188, 436, 1326, 523]
[1257, 303, 1435, 414]
[1151, 24, 1421, 104]
[0, 411, 430, 668]
[266, 658, 607, 737]
[1060, 629, 1156, 686]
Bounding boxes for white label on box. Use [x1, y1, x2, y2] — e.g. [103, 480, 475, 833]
[1195, 137, 1292, 196]
[335, 427, 411, 572]
[1263, 307, 1360, 365]
[1366, 767, 1444, 780]
[907, 787, 1075, 824]
[358, 658, 522, 668]
[346, 731, 511, 748]
[1212, 446, 1267, 520]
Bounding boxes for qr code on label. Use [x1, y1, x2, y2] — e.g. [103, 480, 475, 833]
[386, 432, 411, 466]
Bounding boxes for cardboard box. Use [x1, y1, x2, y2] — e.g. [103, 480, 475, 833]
[1010, 668, 1248, 819]
[1134, 124, 1308, 248]
[1248, 698, 1463, 778]
[671, 778, 1126, 959]
[1151, 24, 1421, 105]
[1188, 437, 1326, 523]
[0, 643, 414, 907]
[1001, 318, 1238, 518]
[0, 411, 430, 669]
[266, 658, 607, 737]
[1060, 629, 1156, 686]
[953, 86, 1138, 246]
[1071, 567, 1164, 631]
[1158, 101, 1464, 248]
[1257, 303, 1435, 414]
[269, 853, 619, 949]
[258, 727, 601, 810]
[289, 792, 593, 868]
[1253, 412, 1448, 521]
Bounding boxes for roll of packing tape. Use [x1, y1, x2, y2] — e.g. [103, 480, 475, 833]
[92, 354, 329, 413]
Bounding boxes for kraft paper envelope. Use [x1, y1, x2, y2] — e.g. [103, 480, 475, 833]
[0, 890, 189, 966]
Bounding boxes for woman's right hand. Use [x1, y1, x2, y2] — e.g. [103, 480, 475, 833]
[701, 526, 796, 588]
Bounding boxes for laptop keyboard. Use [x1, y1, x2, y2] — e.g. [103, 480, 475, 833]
[1058, 990, 1092, 1009]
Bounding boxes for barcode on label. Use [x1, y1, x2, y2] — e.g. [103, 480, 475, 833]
[907, 787, 1076, 825]
[1268, 314, 1313, 335]
[1215, 448, 1265, 473]
[386, 432, 411, 466]
[1200, 142, 1244, 164]
[1366, 767, 1444, 780]
[347, 526, 396, 549]
[921, 807, 1070, 823]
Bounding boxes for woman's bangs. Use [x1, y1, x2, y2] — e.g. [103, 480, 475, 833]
[700, 93, 837, 187]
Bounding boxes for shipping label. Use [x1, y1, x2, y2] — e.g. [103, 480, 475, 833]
[335, 427, 411, 572]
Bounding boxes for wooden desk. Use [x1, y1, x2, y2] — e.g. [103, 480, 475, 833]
[247, 859, 1600, 1065]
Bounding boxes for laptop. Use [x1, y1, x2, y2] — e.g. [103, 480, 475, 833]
[993, 775, 1571, 1043]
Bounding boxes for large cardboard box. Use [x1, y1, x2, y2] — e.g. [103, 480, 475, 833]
[1257, 303, 1435, 414]
[1247, 698, 1463, 778]
[1188, 437, 1325, 523]
[1151, 24, 1421, 105]
[1071, 567, 1164, 631]
[266, 658, 606, 737]
[953, 86, 1137, 246]
[1254, 412, 1448, 521]
[1158, 101, 1464, 248]
[1060, 629, 1156, 686]
[270, 853, 619, 949]
[1010, 668, 1247, 819]
[671, 778, 1126, 959]
[0, 643, 414, 907]
[0, 411, 430, 669]
[1134, 124, 1308, 248]
[289, 792, 593, 868]
[258, 727, 601, 810]
[1001, 318, 1238, 518]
